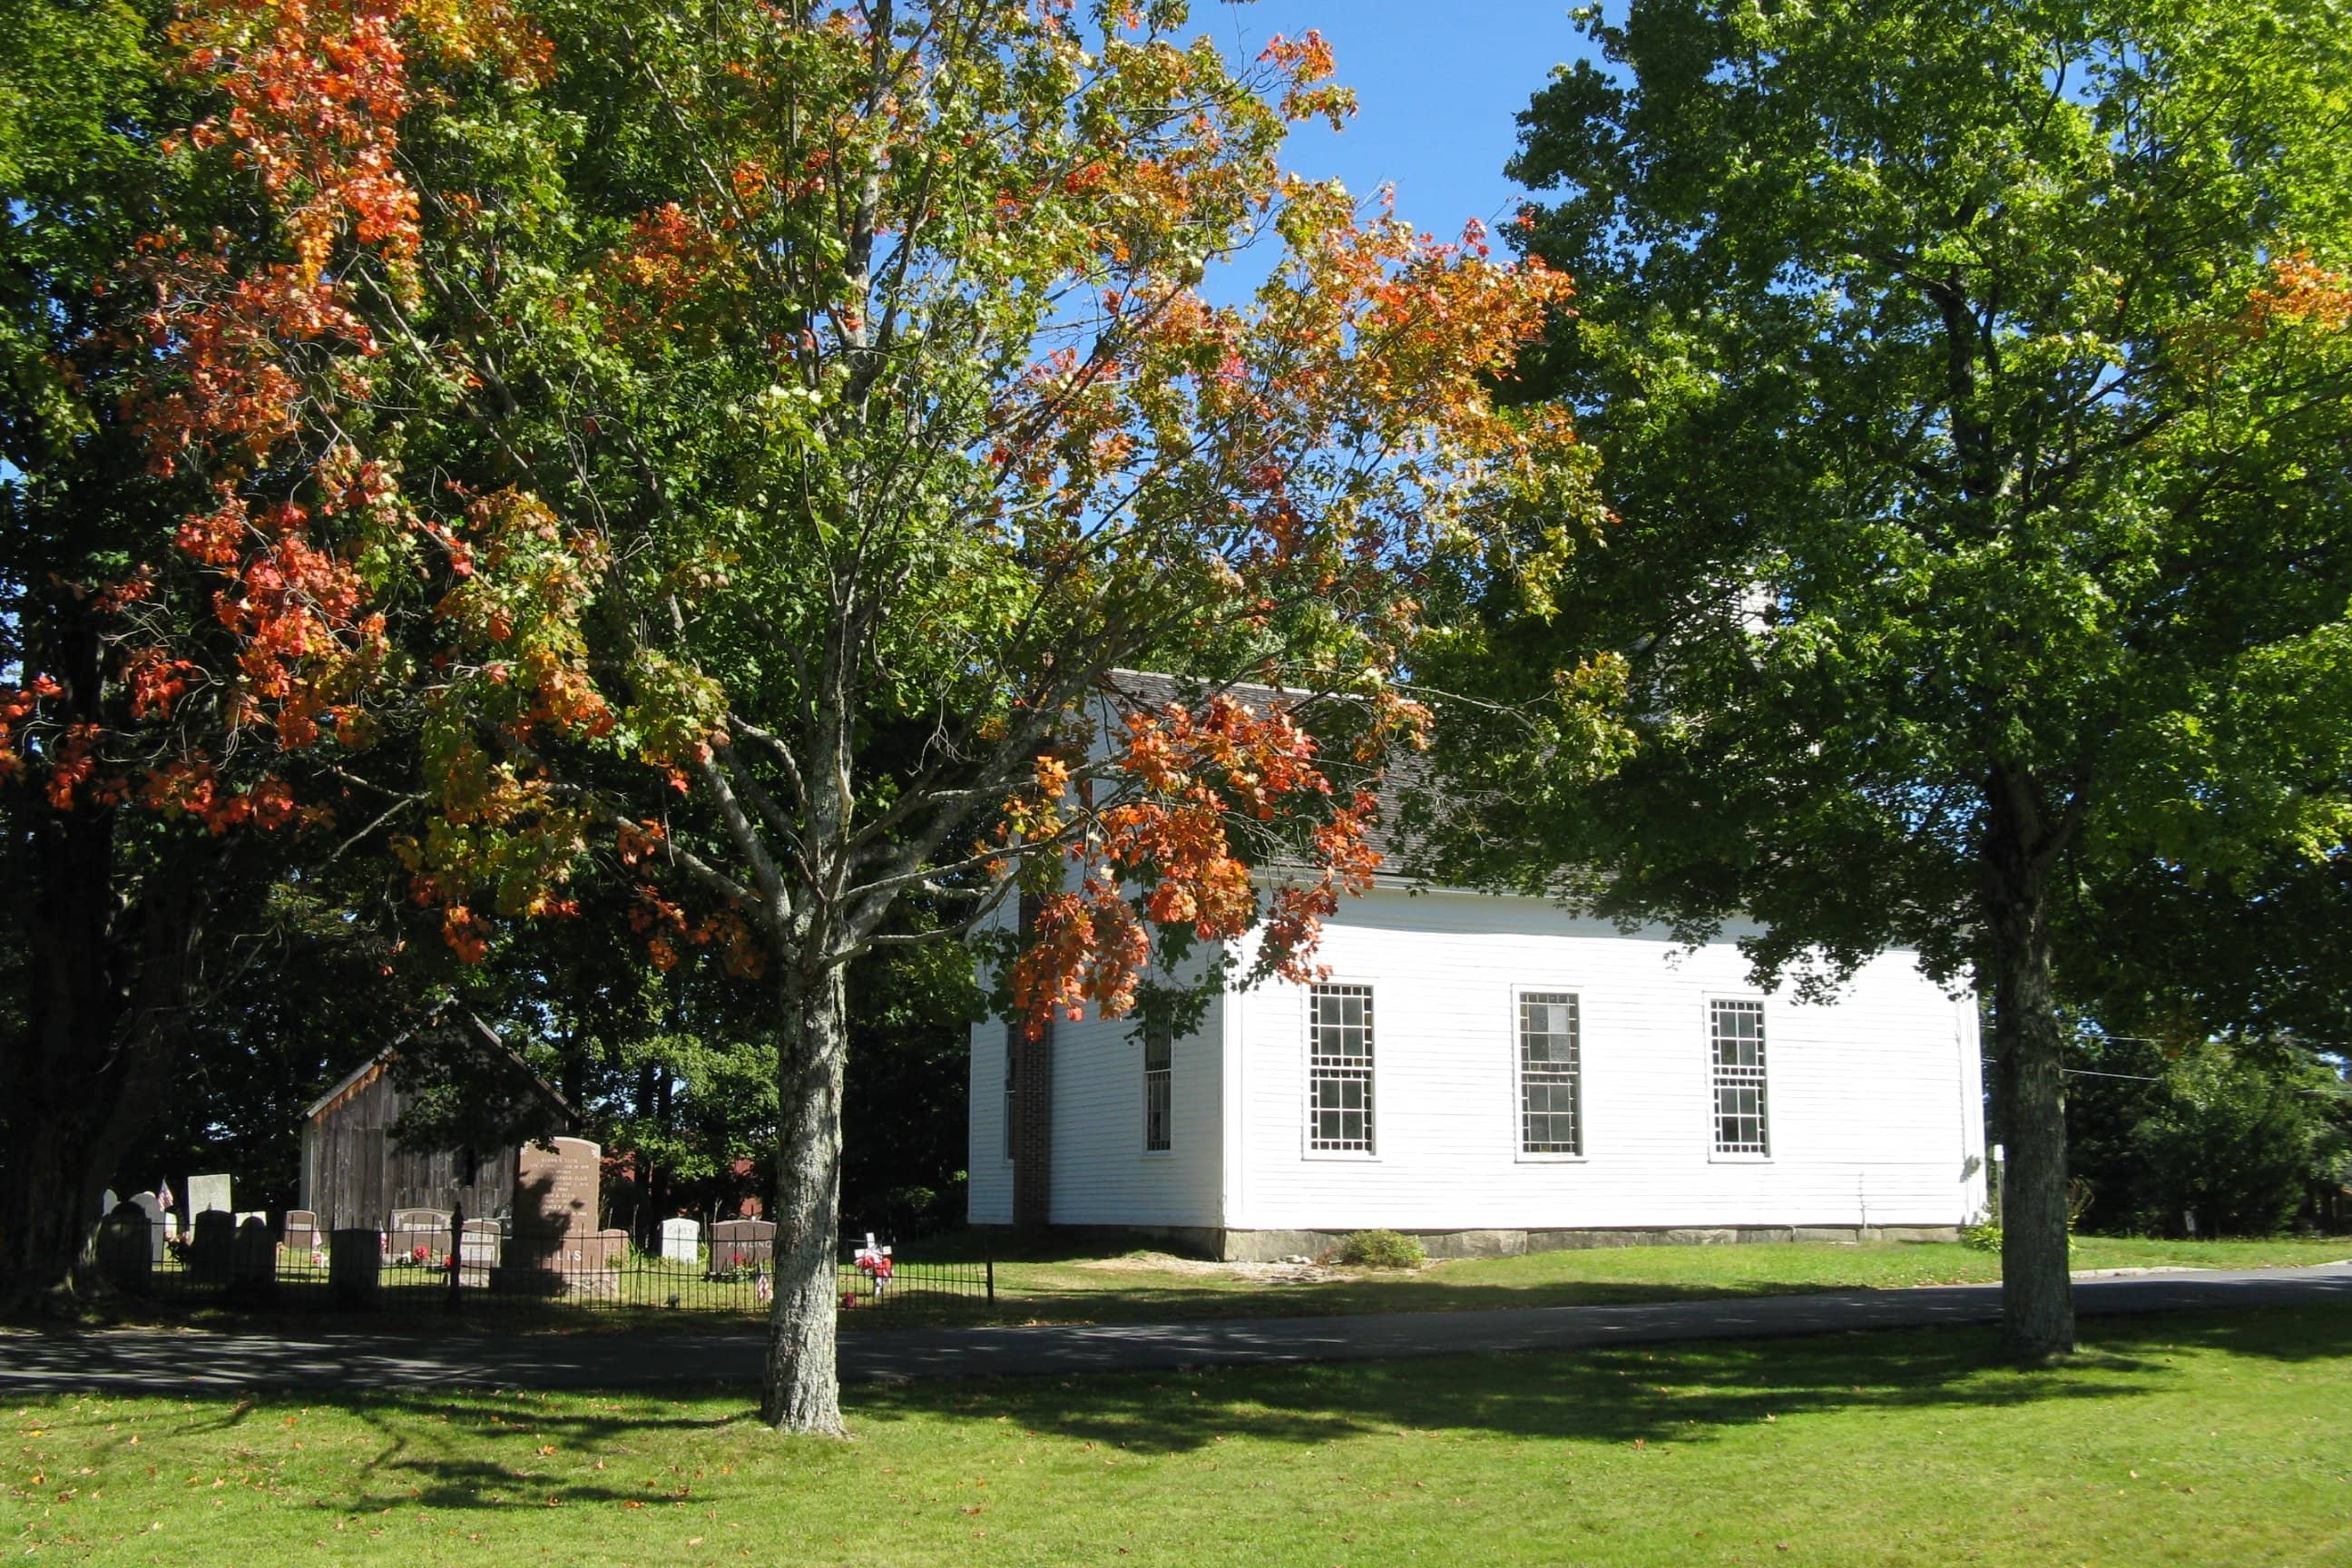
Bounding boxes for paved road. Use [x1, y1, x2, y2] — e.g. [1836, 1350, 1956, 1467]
[2, 1265, 2347, 1396]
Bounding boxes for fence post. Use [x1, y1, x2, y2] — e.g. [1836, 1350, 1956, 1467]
[985, 1245, 995, 1305]
[446, 1199, 465, 1315]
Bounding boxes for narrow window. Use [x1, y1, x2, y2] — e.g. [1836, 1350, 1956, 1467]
[1308, 984, 1375, 1152]
[1518, 992, 1582, 1155]
[1003, 1038, 1018, 1163]
[1142, 1018, 1173, 1152]
[1710, 1000, 1769, 1155]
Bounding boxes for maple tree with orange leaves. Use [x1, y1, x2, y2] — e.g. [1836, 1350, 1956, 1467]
[2, 0, 1586, 1422]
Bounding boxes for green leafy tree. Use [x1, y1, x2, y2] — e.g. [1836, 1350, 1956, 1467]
[2065, 1033, 2349, 1236]
[101, 0, 1575, 1430]
[1421, 0, 2352, 1357]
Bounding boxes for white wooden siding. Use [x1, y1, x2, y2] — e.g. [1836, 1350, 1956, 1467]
[1224, 887, 1986, 1232]
[970, 884, 1988, 1233]
[964, 1001, 1225, 1229]
[966, 1014, 1013, 1225]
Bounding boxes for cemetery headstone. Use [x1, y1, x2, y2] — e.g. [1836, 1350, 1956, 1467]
[229, 1215, 277, 1301]
[659, 1217, 701, 1265]
[458, 1218, 502, 1283]
[191, 1209, 234, 1286]
[187, 1173, 232, 1218]
[708, 1218, 776, 1276]
[515, 1138, 600, 1237]
[95, 1203, 153, 1292]
[328, 1228, 381, 1308]
[388, 1209, 452, 1265]
[99, 1188, 119, 1223]
[495, 1137, 603, 1294]
[283, 1210, 320, 1258]
[127, 1191, 167, 1263]
[567, 1229, 629, 1297]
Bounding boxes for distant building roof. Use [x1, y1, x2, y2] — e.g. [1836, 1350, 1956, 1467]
[302, 1012, 581, 1130]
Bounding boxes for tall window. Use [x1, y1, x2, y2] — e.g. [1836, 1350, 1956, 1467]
[1518, 992, 1582, 1155]
[1003, 1040, 1018, 1163]
[1308, 984, 1376, 1152]
[1142, 1017, 1173, 1152]
[1710, 1000, 1769, 1154]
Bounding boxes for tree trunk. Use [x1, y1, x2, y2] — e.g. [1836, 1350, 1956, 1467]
[1981, 769, 2075, 1361]
[760, 958, 849, 1435]
[0, 812, 210, 1312]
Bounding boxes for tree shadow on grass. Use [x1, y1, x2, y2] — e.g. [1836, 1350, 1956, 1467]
[64, 1387, 760, 1514]
[60, 1302, 2346, 1516]
[853, 1301, 2352, 1457]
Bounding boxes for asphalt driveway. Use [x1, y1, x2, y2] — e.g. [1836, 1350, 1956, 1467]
[2, 1263, 2346, 1396]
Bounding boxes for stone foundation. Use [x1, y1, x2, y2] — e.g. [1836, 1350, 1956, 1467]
[1214, 1223, 1962, 1263]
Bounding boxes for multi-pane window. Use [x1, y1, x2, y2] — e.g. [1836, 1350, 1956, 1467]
[1142, 1018, 1173, 1152]
[1518, 992, 1582, 1155]
[1308, 984, 1376, 1152]
[1710, 1000, 1769, 1155]
[1003, 1040, 1018, 1163]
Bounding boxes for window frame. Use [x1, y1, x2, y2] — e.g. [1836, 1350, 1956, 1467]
[1142, 1015, 1174, 1156]
[1706, 995, 1772, 1161]
[1303, 980, 1378, 1159]
[1512, 986, 1586, 1161]
[1001, 1031, 1018, 1166]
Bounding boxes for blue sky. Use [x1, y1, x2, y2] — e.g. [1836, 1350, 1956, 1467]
[1204, 2, 1599, 236]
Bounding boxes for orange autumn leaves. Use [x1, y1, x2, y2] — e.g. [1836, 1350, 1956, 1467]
[0, 0, 547, 835]
[7, 0, 1555, 1009]
[1007, 693, 1391, 1035]
[2248, 253, 2352, 334]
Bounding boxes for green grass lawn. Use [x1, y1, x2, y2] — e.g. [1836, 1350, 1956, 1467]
[8, 1303, 2350, 1565]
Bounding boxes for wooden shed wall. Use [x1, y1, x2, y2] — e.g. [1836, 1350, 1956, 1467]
[299, 1063, 521, 1230]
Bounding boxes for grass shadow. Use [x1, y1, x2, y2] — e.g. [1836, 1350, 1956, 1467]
[851, 1300, 2352, 1457]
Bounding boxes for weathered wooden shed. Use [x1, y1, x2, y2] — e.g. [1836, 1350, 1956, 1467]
[299, 1014, 581, 1231]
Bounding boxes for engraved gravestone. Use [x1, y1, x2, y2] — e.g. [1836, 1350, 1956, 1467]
[495, 1137, 602, 1294]
[328, 1227, 380, 1308]
[191, 1208, 234, 1286]
[229, 1214, 276, 1301]
[708, 1218, 775, 1274]
[516, 1138, 600, 1240]
[458, 1217, 502, 1283]
[283, 1209, 320, 1257]
[95, 1202, 153, 1291]
[388, 1208, 451, 1264]
[127, 1191, 167, 1263]
[659, 1217, 701, 1265]
[187, 1173, 232, 1218]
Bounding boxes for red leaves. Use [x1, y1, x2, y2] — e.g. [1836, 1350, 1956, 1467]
[442, 906, 491, 965]
[1009, 693, 1384, 1034]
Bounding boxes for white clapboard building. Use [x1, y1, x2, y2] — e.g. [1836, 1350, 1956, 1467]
[967, 679, 1988, 1261]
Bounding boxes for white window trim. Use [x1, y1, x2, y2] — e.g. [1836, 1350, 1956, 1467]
[1141, 1017, 1174, 1158]
[1301, 977, 1380, 1161]
[1704, 993, 1773, 1162]
[1512, 984, 1588, 1162]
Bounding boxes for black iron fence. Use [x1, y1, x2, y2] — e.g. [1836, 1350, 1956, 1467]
[91, 1208, 992, 1319]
